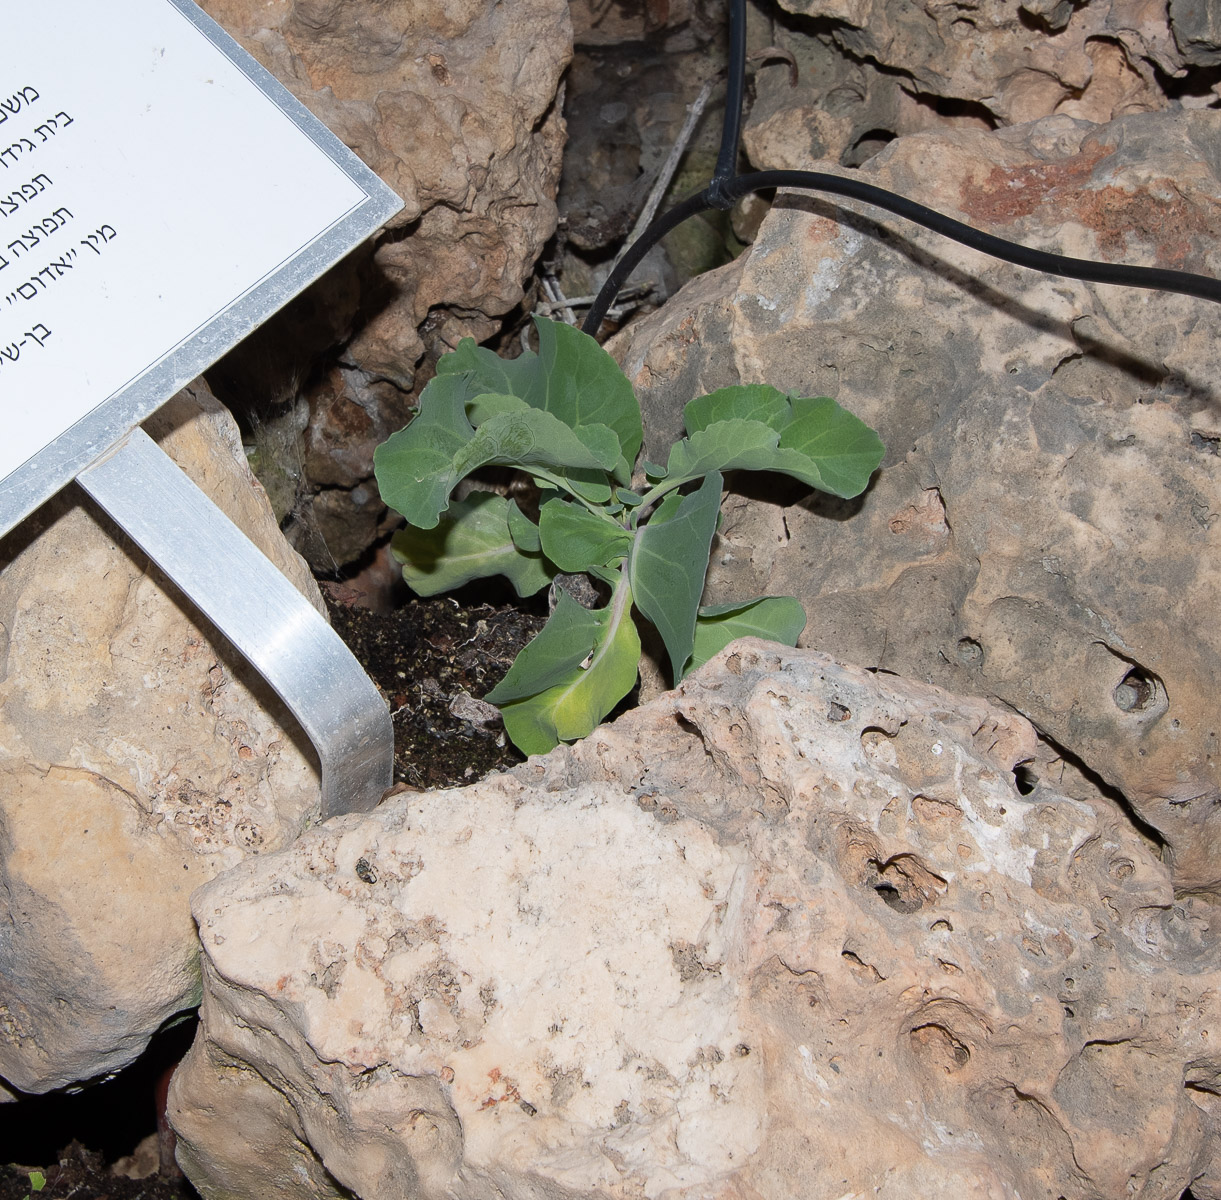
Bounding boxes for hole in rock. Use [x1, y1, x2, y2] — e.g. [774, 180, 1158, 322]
[826, 701, 851, 722]
[1013, 764, 1038, 795]
[868, 853, 947, 914]
[840, 127, 896, 168]
[909, 1022, 970, 1074]
[956, 637, 984, 668]
[0, 1016, 199, 1193]
[841, 949, 884, 982]
[1113, 666, 1159, 713]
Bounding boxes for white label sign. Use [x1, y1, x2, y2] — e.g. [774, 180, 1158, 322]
[0, 0, 402, 534]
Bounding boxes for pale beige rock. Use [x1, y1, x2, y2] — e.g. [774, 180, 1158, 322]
[196, 0, 571, 569]
[0, 382, 323, 1093]
[171, 642, 1221, 1198]
[610, 109, 1221, 891]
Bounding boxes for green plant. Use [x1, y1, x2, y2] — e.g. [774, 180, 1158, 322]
[374, 317, 884, 755]
[22, 1169, 45, 1198]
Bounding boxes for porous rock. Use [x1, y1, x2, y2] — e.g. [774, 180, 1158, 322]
[171, 640, 1221, 1198]
[611, 108, 1221, 893]
[0, 382, 323, 1093]
[196, 0, 571, 568]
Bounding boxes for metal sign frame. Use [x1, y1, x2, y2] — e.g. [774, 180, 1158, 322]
[0, 1, 403, 815]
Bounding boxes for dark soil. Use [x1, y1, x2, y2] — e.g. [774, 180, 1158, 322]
[0, 1145, 195, 1200]
[324, 588, 548, 789]
[0, 1022, 200, 1200]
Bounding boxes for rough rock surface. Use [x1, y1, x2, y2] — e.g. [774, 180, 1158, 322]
[197, 0, 571, 570]
[170, 639, 1221, 1198]
[0, 383, 324, 1093]
[610, 107, 1221, 893]
[762, 0, 1193, 134]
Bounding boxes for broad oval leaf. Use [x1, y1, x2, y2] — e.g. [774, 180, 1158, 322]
[629, 471, 723, 683]
[684, 384, 792, 435]
[664, 418, 781, 483]
[776, 396, 885, 498]
[466, 392, 531, 426]
[390, 493, 553, 597]
[373, 373, 476, 529]
[437, 318, 643, 470]
[538, 497, 632, 573]
[485, 589, 604, 704]
[535, 317, 643, 469]
[491, 583, 641, 756]
[506, 499, 542, 552]
[689, 595, 807, 675]
[452, 408, 621, 479]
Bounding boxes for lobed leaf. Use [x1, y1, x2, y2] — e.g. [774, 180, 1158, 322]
[665, 398, 884, 501]
[373, 374, 476, 529]
[538, 498, 632, 573]
[688, 595, 807, 676]
[390, 493, 553, 597]
[437, 337, 538, 398]
[629, 471, 723, 683]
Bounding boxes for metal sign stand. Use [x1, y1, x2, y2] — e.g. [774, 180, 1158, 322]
[0, 1, 403, 816]
[77, 429, 392, 818]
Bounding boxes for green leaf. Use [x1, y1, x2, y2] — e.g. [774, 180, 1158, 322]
[466, 392, 532, 425]
[486, 590, 605, 703]
[373, 374, 476, 529]
[28, 1171, 46, 1194]
[437, 337, 539, 397]
[642, 460, 668, 480]
[664, 418, 783, 483]
[390, 493, 553, 597]
[538, 498, 632, 573]
[629, 471, 723, 683]
[664, 399, 885, 500]
[437, 318, 643, 469]
[452, 408, 621, 478]
[506, 499, 542, 552]
[488, 584, 641, 755]
[689, 596, 807, 675]
[684, 384, 792, 434]
[533, 318, 643, 469]
[775, 397, 885, 498]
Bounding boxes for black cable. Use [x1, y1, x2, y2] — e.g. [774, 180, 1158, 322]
[581, 0, 1221, 337]
[706, 0, 747, 210]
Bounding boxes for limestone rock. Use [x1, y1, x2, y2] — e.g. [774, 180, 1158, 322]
[196, 0, 571, 569]
[0, 383, 323, 1093]
[170, 640, 1221, 1198]
[1171, 0, 1221, 67]
[610, 108, 1221, 891]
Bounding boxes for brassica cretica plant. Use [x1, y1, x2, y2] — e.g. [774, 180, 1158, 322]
[373, 317, 884, 755]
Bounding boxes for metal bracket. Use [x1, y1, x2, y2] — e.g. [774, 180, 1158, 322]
[77, 427, 393, 819]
